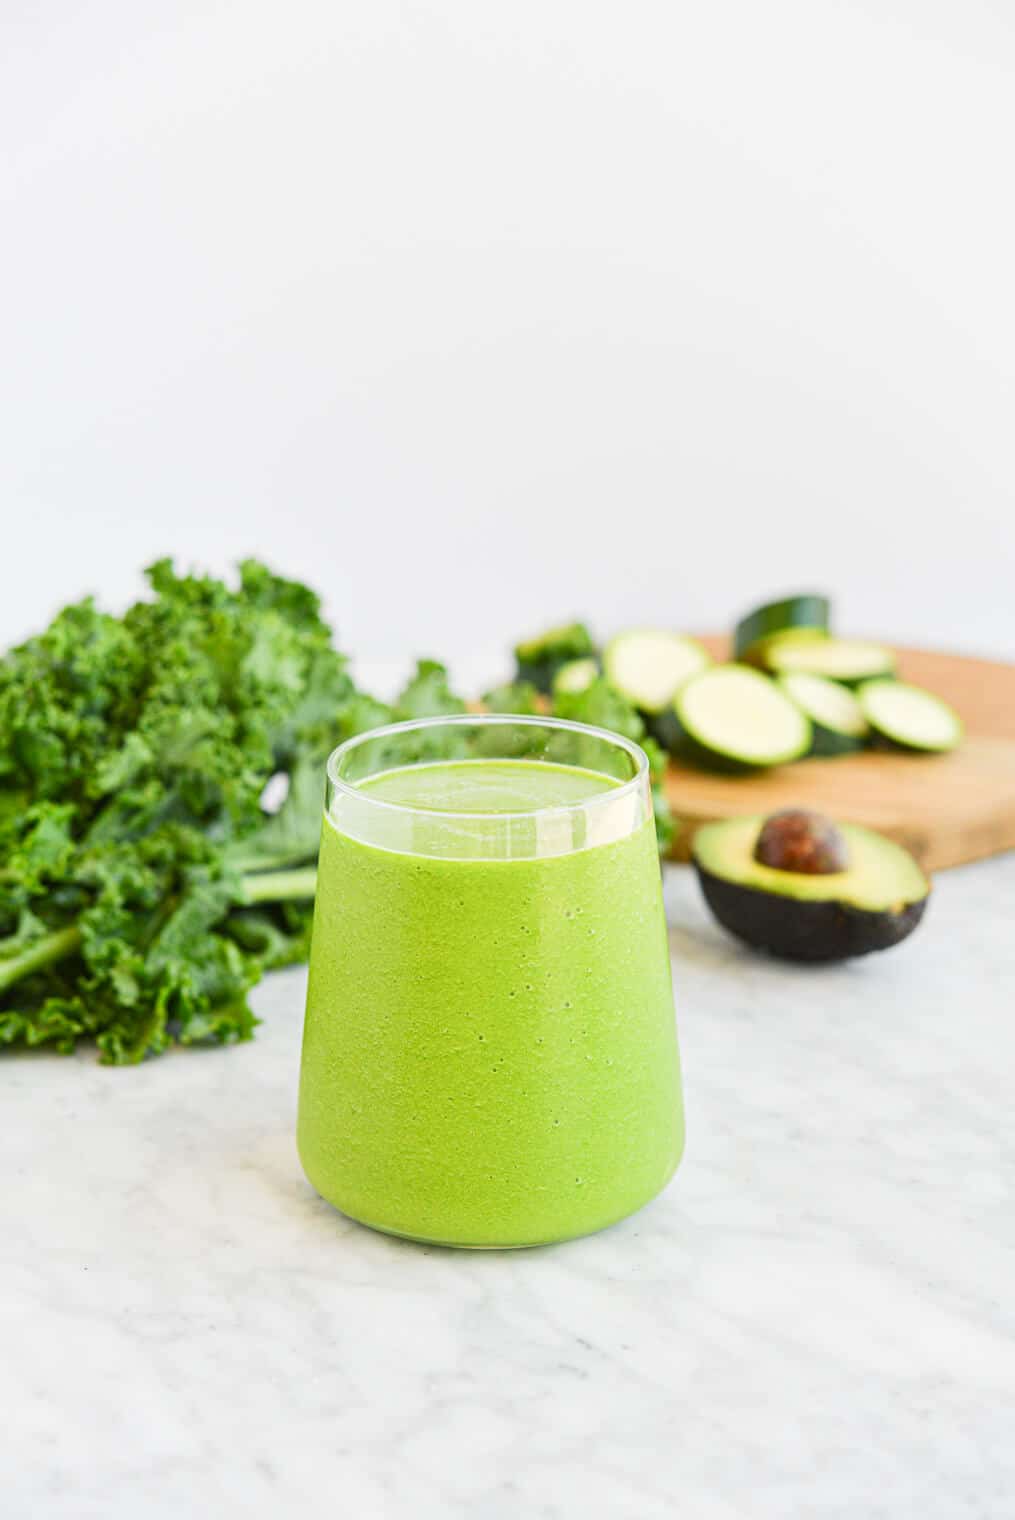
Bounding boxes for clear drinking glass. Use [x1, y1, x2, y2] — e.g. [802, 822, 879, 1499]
[297, 714, 684, 1248]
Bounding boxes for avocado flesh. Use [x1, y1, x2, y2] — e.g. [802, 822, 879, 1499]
[692, 815, 930, 962]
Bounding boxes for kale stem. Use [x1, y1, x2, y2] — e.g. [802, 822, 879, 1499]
[0, 925, 83, 995]
[0, 869, 316, 1001]
[241, 867, 318, 905]
[228, 847, 316, 875]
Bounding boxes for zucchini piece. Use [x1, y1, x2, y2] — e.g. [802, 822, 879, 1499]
[777, 672, 870, 756]
[660, 664, 812, 770]
[602, 631, 711, 715]
[734, 594, 830, 663]
[765, 637, 896, 685]
[514, 622, 595, 693]
[857, 679, 963, 754]
[552, 657, 600, 697]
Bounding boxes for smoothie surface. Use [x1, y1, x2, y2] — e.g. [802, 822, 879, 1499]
[358, 757, 622, 813]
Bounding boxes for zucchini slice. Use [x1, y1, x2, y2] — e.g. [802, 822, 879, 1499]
[734, 594, 830, 662]
[603, 631, 711, 715]
[765, 637, 896, 685]
[514, 622, 595, 693]
[857, 679, 963, 754]
[662, 664, 812, 770]
[552, 657, 600, 697]
[777, 672, 869, 756]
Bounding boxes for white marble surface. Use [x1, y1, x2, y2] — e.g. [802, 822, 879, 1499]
[4, 857, 1014, 1519]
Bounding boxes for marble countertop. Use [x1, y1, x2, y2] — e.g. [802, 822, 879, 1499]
[5, 856, 1014, 1519]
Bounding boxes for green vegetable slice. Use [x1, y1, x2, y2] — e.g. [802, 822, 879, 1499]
[777, 672, 869, 756]
[552, 657, 600, 697]
[857, 679, 963, 754]
[663, 665, 812, 769]
[734, 594, 830, 662]
[602, 631, 711, 715]
[765, 637, 896, 684]
[514, 622, 595, 693]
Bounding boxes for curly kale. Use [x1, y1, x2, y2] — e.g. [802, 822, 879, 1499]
[481, 679, 543, 716]
[0, 560, 399, 1063]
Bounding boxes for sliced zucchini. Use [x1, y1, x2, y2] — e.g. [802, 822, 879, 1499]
[734, 594, 830, 663]
[603, 630, 711, 715]
[552, 656, 600, 697]
[777, 672, 870, 756]
[661, 664, 812, 770]
[857, 679, 963, 754]
[765, 637, 896, 685]
[514, 621, 595, 693]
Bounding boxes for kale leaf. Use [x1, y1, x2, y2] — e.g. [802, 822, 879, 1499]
[0, 561, 381, 1063]
[481, 680, 543, 716]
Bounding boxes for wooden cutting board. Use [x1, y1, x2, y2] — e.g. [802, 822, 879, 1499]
[666, 640, 1015, 872]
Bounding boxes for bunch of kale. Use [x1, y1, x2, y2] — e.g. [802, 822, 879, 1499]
[0, 560, 461, 1063]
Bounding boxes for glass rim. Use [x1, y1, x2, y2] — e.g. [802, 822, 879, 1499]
[325, 712, 649, 822]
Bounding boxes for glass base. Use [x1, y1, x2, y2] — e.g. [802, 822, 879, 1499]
[318, 1163, 680, 1250]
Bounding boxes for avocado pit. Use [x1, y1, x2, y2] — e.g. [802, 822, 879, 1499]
[754, 809, 848, 876]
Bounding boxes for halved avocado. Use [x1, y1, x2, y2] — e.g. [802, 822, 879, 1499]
[692, 811, 930, 962]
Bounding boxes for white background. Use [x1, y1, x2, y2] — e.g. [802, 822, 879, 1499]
[3, 1, 1014, 690]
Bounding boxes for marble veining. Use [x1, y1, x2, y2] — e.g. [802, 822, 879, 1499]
[3, 857, 1014, 1518]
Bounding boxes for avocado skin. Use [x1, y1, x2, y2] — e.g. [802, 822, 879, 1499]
[694, 865, 928, 962]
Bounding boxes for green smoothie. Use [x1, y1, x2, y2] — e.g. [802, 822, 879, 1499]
[297, 758, 684, 1247]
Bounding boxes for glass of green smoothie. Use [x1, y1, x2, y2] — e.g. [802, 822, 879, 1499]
[297, 714, 684, 1248]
